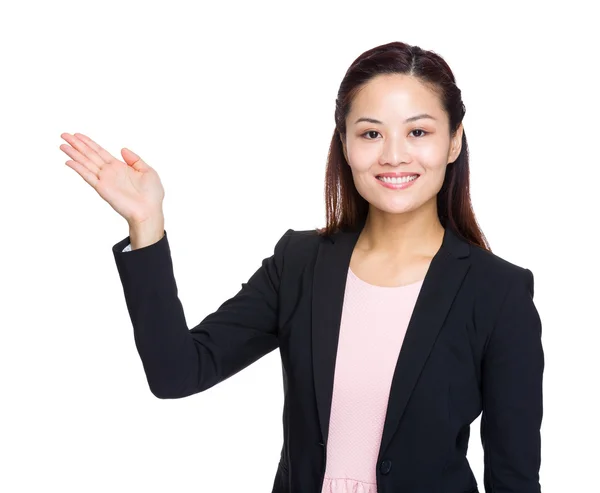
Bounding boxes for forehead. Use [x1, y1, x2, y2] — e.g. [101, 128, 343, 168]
[349, 74, 442, 117]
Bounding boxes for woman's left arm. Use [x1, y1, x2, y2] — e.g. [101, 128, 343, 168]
[480, 268, 545, 493]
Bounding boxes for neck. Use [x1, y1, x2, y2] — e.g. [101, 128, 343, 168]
[356, 212, 444, 259]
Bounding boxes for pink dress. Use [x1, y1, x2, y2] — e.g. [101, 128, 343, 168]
[320, 266, 424, 493]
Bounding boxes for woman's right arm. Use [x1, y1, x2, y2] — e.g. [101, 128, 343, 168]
[60, 132, 292, 398]
[112, 227, 293, 398]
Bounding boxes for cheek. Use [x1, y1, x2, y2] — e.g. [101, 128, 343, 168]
[347, 146, 374, 172]
[414, 143, 443, 162]
[415, 144, 449, 173]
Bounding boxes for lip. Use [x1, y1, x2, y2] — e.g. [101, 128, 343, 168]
[375, 174, 419, 190]
[376, 172, 420, 178]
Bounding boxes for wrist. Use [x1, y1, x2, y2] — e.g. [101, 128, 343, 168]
[128, 216, 165, 250]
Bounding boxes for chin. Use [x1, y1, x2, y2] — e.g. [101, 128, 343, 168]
[372, 200, 419, 214]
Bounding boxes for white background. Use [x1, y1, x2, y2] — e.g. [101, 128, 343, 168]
[1, 1, 598, 491]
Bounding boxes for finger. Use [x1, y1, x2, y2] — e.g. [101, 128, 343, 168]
[60, 132, 106, 170]
[65, 159, 99, 189]
[121, 147, 149, 171]
[73, 133, 116, 163]
[59, 139, 101, 177]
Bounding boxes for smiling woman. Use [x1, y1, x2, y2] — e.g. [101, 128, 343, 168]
[306, 42, 542, 493]
[61, 39, 543, 493]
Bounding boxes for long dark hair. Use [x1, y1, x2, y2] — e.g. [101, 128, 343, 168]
[315, 41, 491, 252]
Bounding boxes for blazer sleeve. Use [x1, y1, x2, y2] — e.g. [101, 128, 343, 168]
[480, 268, 544, 493]
[112, 228, 294, 399]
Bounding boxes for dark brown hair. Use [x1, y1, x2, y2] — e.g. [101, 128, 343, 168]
[315, 41, 491, 252]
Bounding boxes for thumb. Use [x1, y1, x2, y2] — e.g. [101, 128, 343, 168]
[121, 147, 149, 172]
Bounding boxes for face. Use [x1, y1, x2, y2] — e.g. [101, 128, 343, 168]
[342, 73, 463, 217]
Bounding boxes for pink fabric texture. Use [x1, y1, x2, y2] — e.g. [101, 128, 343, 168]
[320, 267, 424, 493]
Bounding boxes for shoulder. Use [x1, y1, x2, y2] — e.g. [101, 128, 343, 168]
[280, 228, 324, 262]
[466, 241, 535, 298]
[271, 227, 336, 274]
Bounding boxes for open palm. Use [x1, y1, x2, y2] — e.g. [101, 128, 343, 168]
[60, 133, 165, 225]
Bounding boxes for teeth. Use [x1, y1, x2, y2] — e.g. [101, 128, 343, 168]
[377, 175, 418, 184]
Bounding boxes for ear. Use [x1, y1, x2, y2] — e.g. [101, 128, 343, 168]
[448, 123, 464, 163]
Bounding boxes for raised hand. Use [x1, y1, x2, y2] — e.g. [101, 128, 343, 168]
[60, 132, 165, 226]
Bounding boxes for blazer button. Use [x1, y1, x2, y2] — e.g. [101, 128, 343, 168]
[380, 459, 392, 475]
[318, 441, 325, 447]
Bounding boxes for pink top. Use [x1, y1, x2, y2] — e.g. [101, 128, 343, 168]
[320, 266, 424, 493]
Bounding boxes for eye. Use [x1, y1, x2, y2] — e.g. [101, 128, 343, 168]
[360, 129, 429, 140]
[361, 130, 381, 140]
[410, 129, 429, 138]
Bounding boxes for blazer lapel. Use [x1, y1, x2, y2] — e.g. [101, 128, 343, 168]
[311, 218, 471, 458]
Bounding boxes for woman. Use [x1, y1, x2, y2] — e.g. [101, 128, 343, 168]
[59, 41, 544, 493]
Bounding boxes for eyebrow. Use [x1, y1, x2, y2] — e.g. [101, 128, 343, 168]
[354, 113, 437, 125]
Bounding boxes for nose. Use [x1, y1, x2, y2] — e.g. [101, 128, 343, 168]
[379, 135, 411, 166]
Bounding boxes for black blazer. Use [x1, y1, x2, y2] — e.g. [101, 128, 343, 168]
[112, 220, 544, 493]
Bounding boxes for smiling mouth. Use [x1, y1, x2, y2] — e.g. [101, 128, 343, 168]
[376, 174, 419, 184]
[374, 174, 420, 190]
